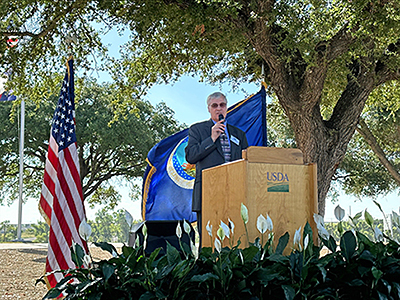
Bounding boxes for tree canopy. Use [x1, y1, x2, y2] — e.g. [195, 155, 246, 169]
[0, 79, 183, 207]
[1, 0, 400, 215]
[267, 88, 400, 201]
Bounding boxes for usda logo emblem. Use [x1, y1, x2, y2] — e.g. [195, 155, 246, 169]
[266, 172, 289, 192]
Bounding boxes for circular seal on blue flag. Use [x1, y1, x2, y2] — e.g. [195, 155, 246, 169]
[167, 136, 195, 189]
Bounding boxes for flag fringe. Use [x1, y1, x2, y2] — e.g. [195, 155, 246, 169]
[142, 158, 157, 220]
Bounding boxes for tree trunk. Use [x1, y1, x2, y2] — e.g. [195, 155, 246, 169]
[279, 77, 375, 216]
[242, 15, 377, 216]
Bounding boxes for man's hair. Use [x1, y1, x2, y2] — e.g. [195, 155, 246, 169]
[207, 92, 227, 106]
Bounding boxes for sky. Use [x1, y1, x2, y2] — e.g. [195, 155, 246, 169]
[1, 27, 399, 227]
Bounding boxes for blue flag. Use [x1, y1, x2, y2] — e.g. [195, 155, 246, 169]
[0, 91, 16, 102]
[142, 85, 267, 222]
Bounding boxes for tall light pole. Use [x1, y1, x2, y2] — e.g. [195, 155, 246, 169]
[16, 99, 25, 241]
[1, 76, 24, 241]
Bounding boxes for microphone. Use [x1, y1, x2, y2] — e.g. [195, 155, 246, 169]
[218, 114, 226, 139]
[218, 113, 230, 162]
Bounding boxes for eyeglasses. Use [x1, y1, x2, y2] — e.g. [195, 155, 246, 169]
[209, 102, 227, 108]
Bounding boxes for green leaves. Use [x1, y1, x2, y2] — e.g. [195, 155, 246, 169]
[340, 231, 357, 262]
[365, 210, 375, 228]
[93, 242, 118, 257]
[282, 285, 296, 300]
[102, 264, 116, 282]
[40, 219, 400, 300]
[322, 235, 338, 253]
[275, 232, 289, 255]
[70, 242, 86, 267]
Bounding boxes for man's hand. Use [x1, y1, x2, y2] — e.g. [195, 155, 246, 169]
[211, 120, 225, 142]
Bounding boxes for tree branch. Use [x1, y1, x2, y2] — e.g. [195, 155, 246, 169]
[357, 117, 400, 186]
[323, 23, 358, 64]
[0, 1, 87, 39]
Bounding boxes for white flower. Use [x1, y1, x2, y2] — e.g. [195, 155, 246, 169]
[392, 211, 400, 227]
[241, 203, 249, 224]
[257, 214, 268, 234]
[142, 223, 148, 250]
[217, 225, 225, 241]
[374, 226, 384, 242]
[239, 251, 244, 264]
[206, 221, 213, 237]
[269, 232, 274, 241]
[214, 238, 222, 253]
[266, 214, 273, 231]
[79, 219, 92, 241]
[143, 240, 147, 250]
[142, 223, 148, 237]
[228, 218, 235, 236]
[319, 226, 330, 240]
[334, 205, 345, 222]
[111, 249, 118, 258]
[183, 220, 191, 235]
[318, 227, 331, 240]
[313, 213, 330, 240]
[220, 221, 230, 238]
[176, 222, 182, 239]
[190, 239, 198, 259]
[304, 234, 309, 250]
[72, 241, 78, 254]
[293, 226, 302, 250]
[125, 209, 133, 227]
[82, 254, 91, 268]
[313, 213, 324, 229]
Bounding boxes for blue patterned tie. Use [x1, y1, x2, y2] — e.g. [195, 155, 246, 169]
[220, 133, 231, 162]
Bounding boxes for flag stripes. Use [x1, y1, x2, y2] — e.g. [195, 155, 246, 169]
[39, 57, 88, 289]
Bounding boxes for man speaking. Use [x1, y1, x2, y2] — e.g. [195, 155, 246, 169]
[185, 92, 248, 247]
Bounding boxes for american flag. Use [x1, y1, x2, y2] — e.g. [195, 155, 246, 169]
[0, 92, 16, 101]
[39, 57, 88, 288]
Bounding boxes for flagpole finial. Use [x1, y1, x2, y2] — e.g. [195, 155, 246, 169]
[261, 61, 265, 82]
[65, 34, 77, 57]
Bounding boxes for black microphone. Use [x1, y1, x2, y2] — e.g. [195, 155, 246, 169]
[218, 114, 226, 140]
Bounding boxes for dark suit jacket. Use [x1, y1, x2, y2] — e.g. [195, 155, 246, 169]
[185, 119, 248, 212]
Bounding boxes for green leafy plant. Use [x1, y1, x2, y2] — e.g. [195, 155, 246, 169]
[39, 205, 400, 300]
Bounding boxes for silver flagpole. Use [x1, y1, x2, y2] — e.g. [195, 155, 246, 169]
[16, 99, 25, 241]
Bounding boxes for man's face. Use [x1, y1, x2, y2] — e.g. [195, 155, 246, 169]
[208, 97, 227, 122]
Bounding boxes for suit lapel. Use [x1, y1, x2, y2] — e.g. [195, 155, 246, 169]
[207, 119, 224, 158]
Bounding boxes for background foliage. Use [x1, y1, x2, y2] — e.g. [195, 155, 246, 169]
[0, 79, 183, 207]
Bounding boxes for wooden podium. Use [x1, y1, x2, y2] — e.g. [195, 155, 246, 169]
[201, 147, 318, 251]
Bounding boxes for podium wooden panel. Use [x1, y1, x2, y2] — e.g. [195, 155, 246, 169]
[202, 147, 317, 252]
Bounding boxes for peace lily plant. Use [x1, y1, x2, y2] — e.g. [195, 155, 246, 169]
[39, 203, 400, 300]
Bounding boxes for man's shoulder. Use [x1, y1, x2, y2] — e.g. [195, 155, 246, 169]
[190, 119, 212, 129]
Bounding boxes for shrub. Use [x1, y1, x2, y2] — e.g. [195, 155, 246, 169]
[0, 220, 17, 242]
[38, 207, 400, 300]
